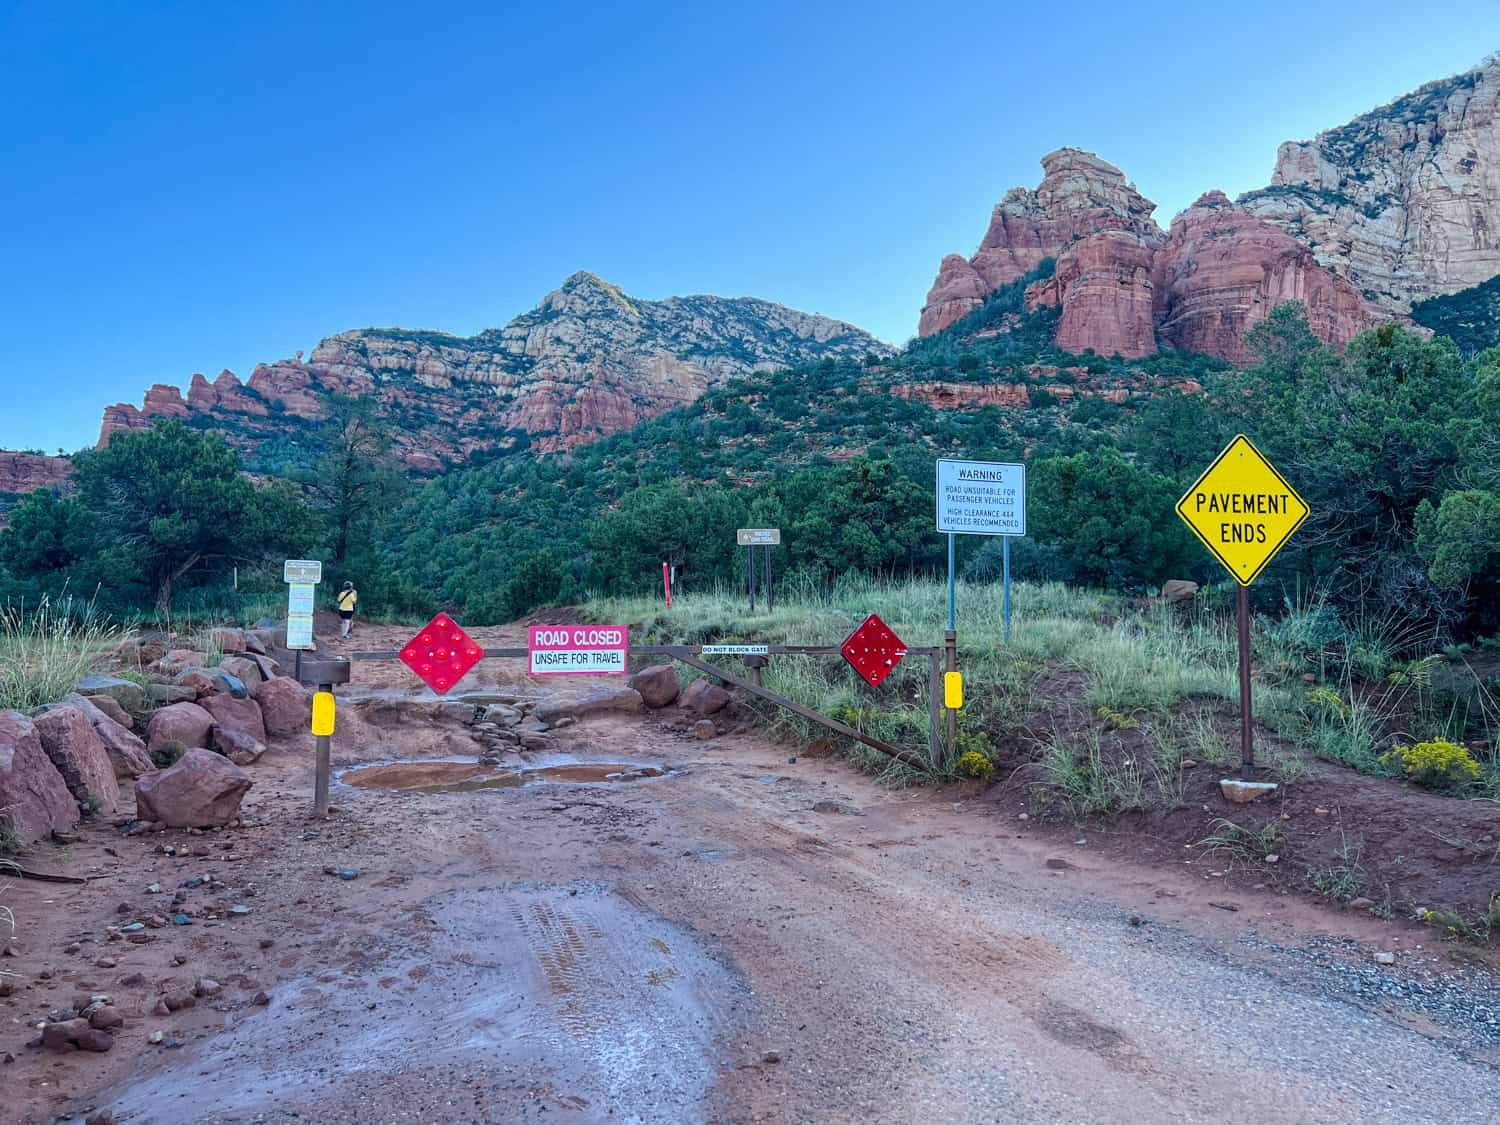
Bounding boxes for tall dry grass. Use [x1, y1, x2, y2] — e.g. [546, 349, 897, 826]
[0, 595, 124, 713]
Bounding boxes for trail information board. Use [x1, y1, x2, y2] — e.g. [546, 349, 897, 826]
[287, 583, 315, 650]
[1176, 434, 1309, 585]
[528, 625, 629, 676]
[935, 460, 1026, 536]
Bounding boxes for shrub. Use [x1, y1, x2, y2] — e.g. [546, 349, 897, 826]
[1380, 739, 1481, 790]
[955, 750, 995, 782]
[152, 739, 187, 769]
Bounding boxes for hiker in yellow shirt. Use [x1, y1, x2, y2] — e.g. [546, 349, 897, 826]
[337, 581, 358, 638]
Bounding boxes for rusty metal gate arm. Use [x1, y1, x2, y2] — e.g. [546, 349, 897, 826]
[670, 651, 927, 771]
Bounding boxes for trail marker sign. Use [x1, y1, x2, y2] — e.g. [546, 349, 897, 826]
[400, 614, 484, 695]
[1176, 434, 1309, 586]
[283, 559, 323, 584]
[737, 528, 780, 545]
[841, 614, 907, 688]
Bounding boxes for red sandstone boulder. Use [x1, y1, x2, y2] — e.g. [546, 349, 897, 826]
[80, 692, 133, 730]
[134, 748, 251, 828]
[32, 706, 120, 814]
[207, 628, 247, 654]
[146, 702, 215, 754]
[95, 717, 155, 778]
[60, 694, 154, 777]
[219, 656, 264, 690]
[200, 694, 267, 746]
[681, 679, 731, 716]
[253, 677, 311, 738]
[172, 670, 217, 699]
[211, 725, 265, 766]
[0, 711, 80, 842]
[629, 664, 681, 709]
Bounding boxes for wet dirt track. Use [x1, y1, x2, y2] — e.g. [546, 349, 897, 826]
[9, 631, 1500, 1124]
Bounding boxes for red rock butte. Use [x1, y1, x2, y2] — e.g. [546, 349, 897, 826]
[920, 149, 1384, 361]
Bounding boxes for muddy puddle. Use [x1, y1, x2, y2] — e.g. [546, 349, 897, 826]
[98, 882, 742, 1123]
[339, 759, 668, 794]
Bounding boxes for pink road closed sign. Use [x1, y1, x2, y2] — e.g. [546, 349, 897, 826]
[528, 625, 629, 676]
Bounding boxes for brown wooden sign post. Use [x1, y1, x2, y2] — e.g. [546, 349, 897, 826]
[1176, 435, 1309, 781]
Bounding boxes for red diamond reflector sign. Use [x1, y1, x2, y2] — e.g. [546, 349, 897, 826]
[841, 613, 907, 688]
[400, 613, 484, 695]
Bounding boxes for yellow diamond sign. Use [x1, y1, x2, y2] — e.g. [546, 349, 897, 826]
[1176, 434, 1309, 586]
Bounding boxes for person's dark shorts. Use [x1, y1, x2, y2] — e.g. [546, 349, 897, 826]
[339, 610, 354, 621]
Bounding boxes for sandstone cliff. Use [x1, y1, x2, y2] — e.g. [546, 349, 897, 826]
[1241, 59, 1500, 313]
[0, 450, 71, 495]
[99, 272, 892, 468]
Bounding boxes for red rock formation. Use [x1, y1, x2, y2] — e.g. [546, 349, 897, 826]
[921, 149, 1160, 335]
[0, 451, 71, 493]
[918, 255, 991, 336]
[925, 155, 1387, 361]
[1152, 193, 1379, 363]
[97, 403, 149, 445]
[891, 382, 1031, 410]
[1028, 230, 1161, 358]
[246, 360, 325, 420]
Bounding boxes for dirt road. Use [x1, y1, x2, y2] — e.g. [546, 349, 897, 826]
[6, 629, 1500, 1123]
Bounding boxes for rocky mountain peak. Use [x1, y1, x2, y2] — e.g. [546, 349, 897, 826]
[98, 275, 893, 469]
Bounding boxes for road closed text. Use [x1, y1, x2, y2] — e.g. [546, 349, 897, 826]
[527, 625, 629, 675]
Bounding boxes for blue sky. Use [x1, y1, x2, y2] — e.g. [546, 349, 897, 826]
[1, 0, 1496, 452]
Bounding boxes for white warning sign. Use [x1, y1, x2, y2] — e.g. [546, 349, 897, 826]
[936, 459, 1026, 536]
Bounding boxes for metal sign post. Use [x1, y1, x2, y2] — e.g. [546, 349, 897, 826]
[934, 460, 1027, 761]
[1176, 434, 1310, 780]
[737, 529, 780, 614]
[292, 654, 350, 818]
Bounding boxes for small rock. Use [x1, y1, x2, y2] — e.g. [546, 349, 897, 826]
[252, 990, 271, 1006]
[1017, 812, 1028, 821]
[64, 942, 82, 956]
[1373, 951, 1396, 966]
[193, 977, 223, 998]
[89, 1006, 124, 1030]
[86, 1108, 115, 1125]
[149, 1029, 165, 1044]
[1314, 806, 1330, 815]
[1180, 758, 1198, 769]
[119, 972, 144, 988]
[1263, 854, 1279, 865]
[811, 800, 863, 815]
[162, 990, 195, 1011]
[1348, 897, 1376, 910]
[150, 999, 170, 1017]
[692, 719, 717, 740]
[258, 938, 275, 950]
[95, 957, 117, 969]
[762, 1050, 782, 1064]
